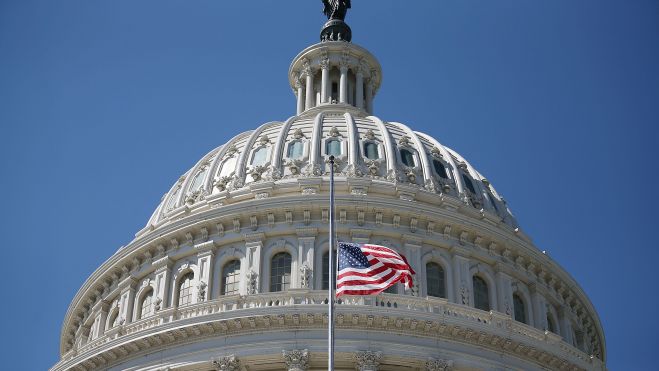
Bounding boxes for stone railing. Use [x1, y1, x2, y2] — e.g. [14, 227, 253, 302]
[74, 290, 600, 369]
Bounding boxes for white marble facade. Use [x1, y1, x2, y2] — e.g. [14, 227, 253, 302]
[52, 26, 606, 371]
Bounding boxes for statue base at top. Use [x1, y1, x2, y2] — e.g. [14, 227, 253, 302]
[320, 19, 352, 42]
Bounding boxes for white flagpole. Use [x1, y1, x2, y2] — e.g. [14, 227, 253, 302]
[328, 155, 336, 371]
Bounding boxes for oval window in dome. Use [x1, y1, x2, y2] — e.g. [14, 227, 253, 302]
[251, 147, 270, 166]
[165, 186, 181, 211]
[400, 148, 415, 167]
[364, 142, 379, 160]
[326, 139, 341, 156]
[433, 160, 449, 179]
[287, 141, 304, 159]
[218, 157, 237, 178]
[188, 167, 208, 192]
[462, 173, 477, 194]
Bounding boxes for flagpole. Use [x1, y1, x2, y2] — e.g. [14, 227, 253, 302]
[328, 155, 336, 371]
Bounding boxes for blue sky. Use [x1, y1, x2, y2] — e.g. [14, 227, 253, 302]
[1, 1, 658, 369]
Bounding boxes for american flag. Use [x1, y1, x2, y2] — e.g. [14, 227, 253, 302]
[336, 242, 415, 296]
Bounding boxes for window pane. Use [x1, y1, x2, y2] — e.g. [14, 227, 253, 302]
[326, 140, 341, 156]
[462, 173, 477, 194]
[287, 141, 304, 159]
[189, 167, 208, 192]
[178, 272, 194, 306]
[473, 276, 490, 311]
[513, 293, 527, 324]
[251, 147, 269, 166]
[165, 186, 181, 211]
[400, 149, 415, 167]
[384, 283, 397, 294]
[547, 315, 556, 333]
[426, 263, 446, 298]
[433, 160, 449, 179]
[221, 260, 241, 296]
[322, 251, 337, 290]
[364, 142, 379, 160]
[270, 252, 292, 292]
[140, 290, 153, 319]
[219, 157, 237, 178]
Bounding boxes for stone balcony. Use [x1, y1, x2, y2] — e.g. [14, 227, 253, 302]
[56, 291, 604, 371]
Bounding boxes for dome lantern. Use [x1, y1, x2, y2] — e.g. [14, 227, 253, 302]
[290, 1, 381, 115]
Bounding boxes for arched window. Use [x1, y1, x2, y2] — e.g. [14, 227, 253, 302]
[221, 260, 241, 296]
[322, 251, 337, 290]
[270, 252, 292, 292]
[188, 167, 208, 193]
[108, 308, 119, 329]
[177, 272, 194, 307]
[400, 148, 415, 167]
[473, 276, 490, 311]
[462, 173, 477, 194]
[513, 293, 527, 324]
[326, 139, 341, 156]
[287, 141, 304, 159]
[426, 262, 446, 298]
[364, 142, 379, 160]
[547, 314, 556, 333]
[433, 160, 449, 179]
[139, 289, 154, 319]
[165, 186, 181, 211]
[218, 157, 237, 178]
[251, 147, 269, 166]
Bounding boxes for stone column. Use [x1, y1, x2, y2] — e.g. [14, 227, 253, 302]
[452, 252, 471, 306]
[559, 306, 574, 345]
[320, 59, 330, 104]
[365, 80, 373, 113]
[153, 256, 173, 312]
[530, 284, 545, 329]
[196, 244, 215, 302]
[305, 69, 315, 111]
[296, 77, 305, 115]
[244, 233, 265, 295]
[355, 69, 364, 109]
[426, 358, 454, 371]
[495, 270, 514, 317]
[212, 354, 240, 371]
[297, 235, 316, 289]
[339, 65, 349, 103]
[118, 278, 137, 325]
[354, 351, 382, 371]
[283, 349, 309, 371]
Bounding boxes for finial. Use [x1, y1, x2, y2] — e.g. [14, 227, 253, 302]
[320, 0, 352, 42]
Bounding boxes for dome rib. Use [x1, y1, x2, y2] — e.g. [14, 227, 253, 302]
[309, 112, 326, 172]
[271, 116, 298, 174]
[344, 112, 359, 168]
[367, 115, 396, 177]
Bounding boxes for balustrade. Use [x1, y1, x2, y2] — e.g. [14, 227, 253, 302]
[74, 290, 594, 368]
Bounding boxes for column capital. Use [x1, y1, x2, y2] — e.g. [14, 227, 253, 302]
[354, 351, 382, 371]
[283, 349, 309, 371]
[425, 358, 454, 371]
[212, 354, 240, 371]
[320, 57, 330, 70]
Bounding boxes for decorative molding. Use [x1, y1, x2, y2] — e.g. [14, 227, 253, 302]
[354, 351, 382, 371]
[212, 354, 240, 371]
[283, 349, 309, 371]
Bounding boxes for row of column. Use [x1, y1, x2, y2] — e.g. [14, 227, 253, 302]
[296, 64, 374, 114]
[212, 350, 453, 371]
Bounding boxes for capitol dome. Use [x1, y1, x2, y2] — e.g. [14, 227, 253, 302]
[53, 6, 606, 371]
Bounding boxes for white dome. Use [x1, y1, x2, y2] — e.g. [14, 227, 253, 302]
[142, 111, 518, 236]
[53, 15, 606, 371]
